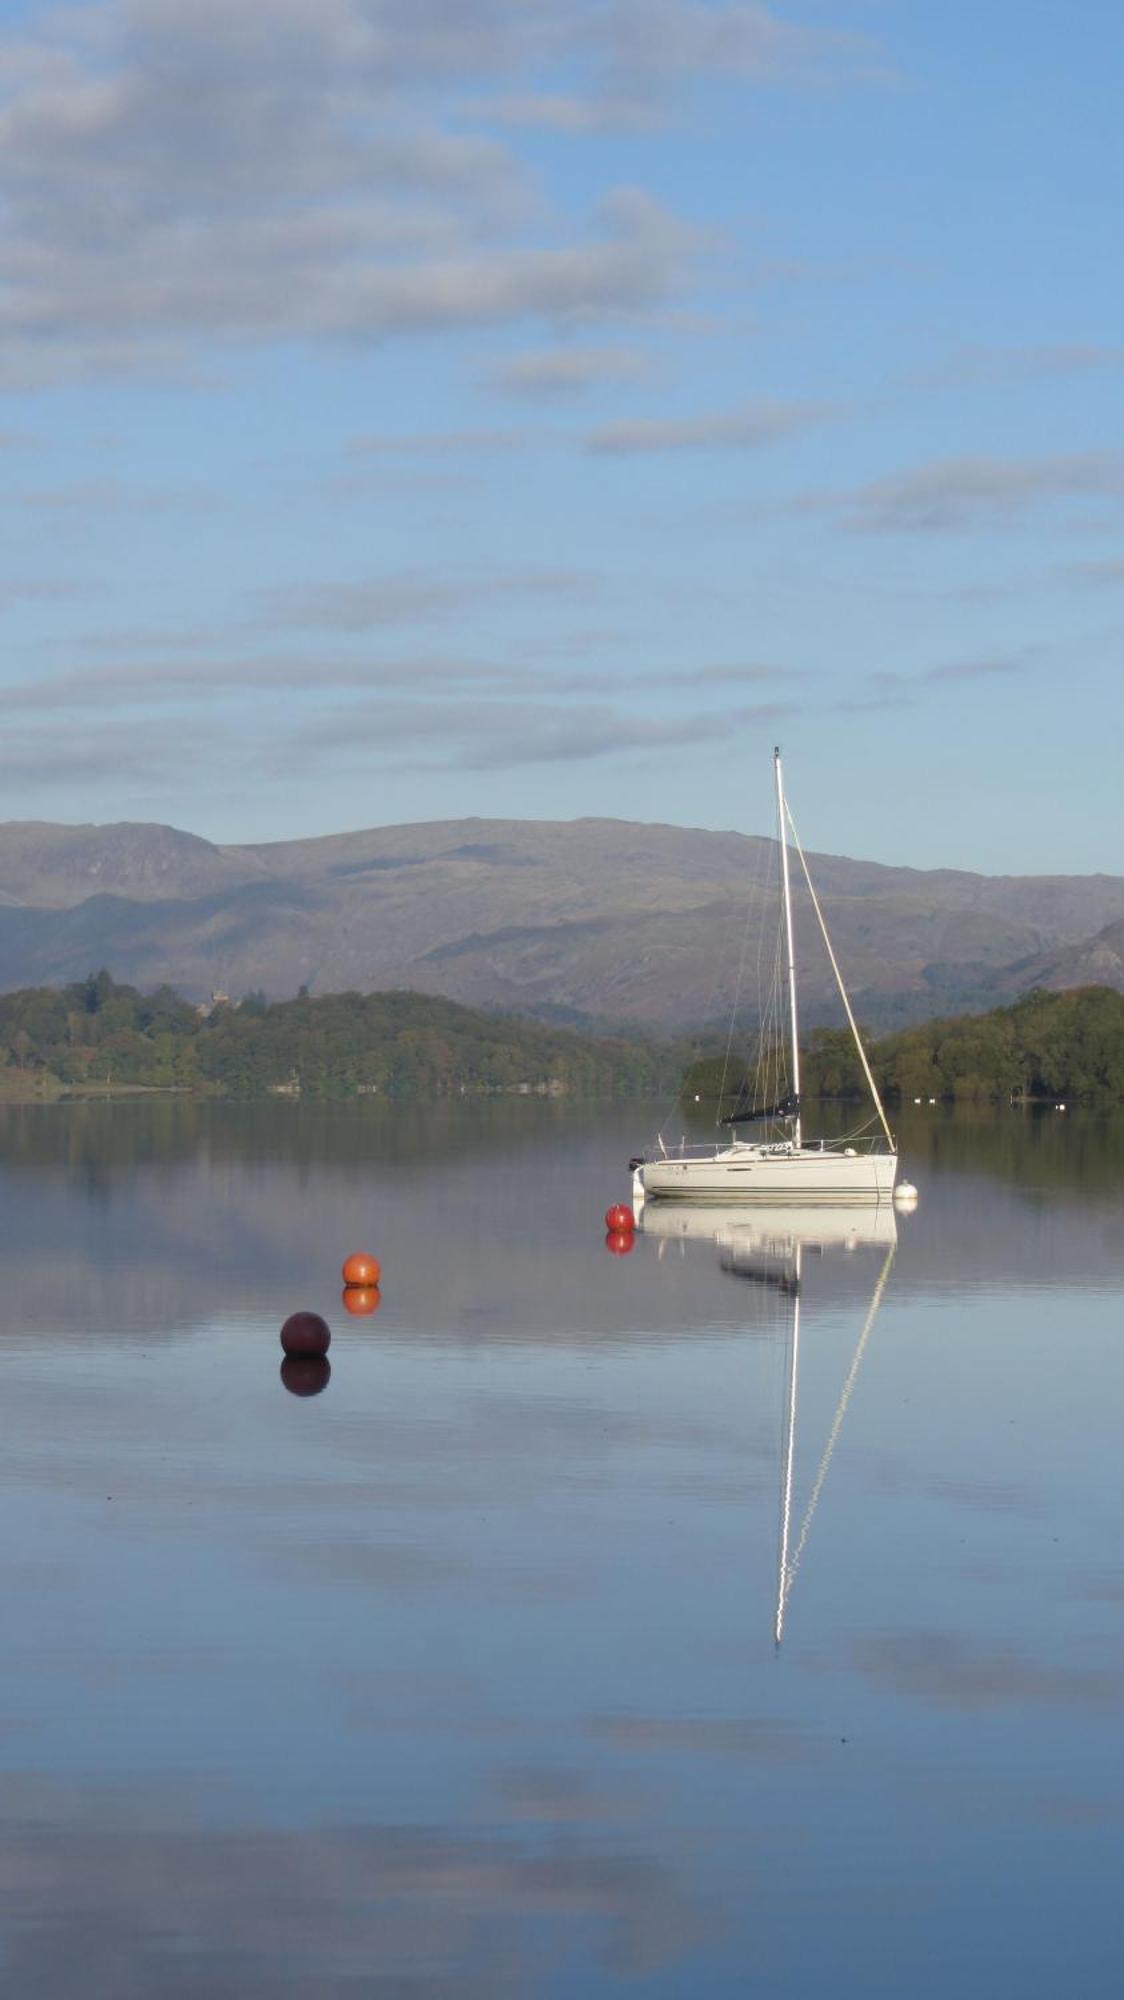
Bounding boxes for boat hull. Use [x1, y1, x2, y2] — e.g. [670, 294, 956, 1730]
[636, 1144, 897, 1204]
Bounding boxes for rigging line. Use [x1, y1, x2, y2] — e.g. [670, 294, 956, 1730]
[717, 834, 770, 1131]
[834, 1113, 879, 1147]
[654, 829, 771, 1150]
[751, 834, 779, 1110]
[783, 1240, 896, 1603]
[752, 878, 785, 1118]
[783, 803, 895, 1151]
[761, 906, 787, 1125]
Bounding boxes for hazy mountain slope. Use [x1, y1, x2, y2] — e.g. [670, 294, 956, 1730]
[0, 814, 1120, 1028]
[989, 919, 1124, 1000]
[0, 822, 267, 908]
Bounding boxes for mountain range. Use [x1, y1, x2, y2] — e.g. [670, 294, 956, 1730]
[0, 816, 1121, 1032]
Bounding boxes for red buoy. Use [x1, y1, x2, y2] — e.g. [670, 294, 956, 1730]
[604, 1204, 634, 1233]
[605, 1229, 634, 1256]
[280, 1310, 331, 1357]
[342, 1252, 381, 1288]
[341, 1285, 381, 1317]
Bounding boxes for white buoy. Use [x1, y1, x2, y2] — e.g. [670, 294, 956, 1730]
[894, 1180, 919, 1207]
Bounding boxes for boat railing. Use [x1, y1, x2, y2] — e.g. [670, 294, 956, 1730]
[632, 1131, 895, 1166]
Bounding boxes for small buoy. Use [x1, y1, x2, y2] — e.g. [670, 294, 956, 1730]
[894, 1181, 919, 1207]
[280, 1310, 331, 1357]
[605, 1204, 634, 1233]
[281, 1355, 331, 1397]
[605, 1229, 634, 1256]
[342, 1252, 381, 1288]
[342, 1285, 380, 1317]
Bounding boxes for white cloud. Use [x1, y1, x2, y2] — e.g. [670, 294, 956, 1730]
[284, 693, 798, 772]
[0, 0, 883, 382]
[256, 567, 593, 632]
[586, 399, 830, 454]
[349, 427, 527, 455]
[1070, 557, 1124, 584]
[913, 343, 1124, 390]
[494, 345, 653, 397]
[804, 453, 1124, 533]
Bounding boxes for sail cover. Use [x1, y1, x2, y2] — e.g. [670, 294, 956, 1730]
[721, 1092, 800, 1127]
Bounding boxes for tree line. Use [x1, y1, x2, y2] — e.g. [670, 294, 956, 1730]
[802, 985, 1124, 1104]
[793, 986, 1123, 1105]
[5, 972, 1122, 1108]
[0, 972, 680, 1101]
[683, 987, 1124, 1107]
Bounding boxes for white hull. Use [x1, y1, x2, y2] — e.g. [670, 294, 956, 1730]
[636, 1142, 897, 1205]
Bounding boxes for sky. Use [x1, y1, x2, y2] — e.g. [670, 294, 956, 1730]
[0, 0, 1121, 874]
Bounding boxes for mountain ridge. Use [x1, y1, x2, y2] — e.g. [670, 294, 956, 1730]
[0, 815, 1120, 1030]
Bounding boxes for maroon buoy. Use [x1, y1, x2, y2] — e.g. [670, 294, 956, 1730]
[281, 1355, 331, 1397]
[604, 1203, 634, 1233]
[280, 1311, 331, 1357]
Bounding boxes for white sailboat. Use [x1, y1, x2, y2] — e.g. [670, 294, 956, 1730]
[633, 748, 898, 1205]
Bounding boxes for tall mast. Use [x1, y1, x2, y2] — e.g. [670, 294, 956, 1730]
[774, 747, 802, 1149]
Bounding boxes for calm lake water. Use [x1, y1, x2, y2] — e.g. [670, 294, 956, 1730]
[0, 1098, 1122, 1996]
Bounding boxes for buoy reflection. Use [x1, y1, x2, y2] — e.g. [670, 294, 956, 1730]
[342, 1284, 381, 1317]
[604, 1229, 634, 1256]
[280, 1355, 331, 1397]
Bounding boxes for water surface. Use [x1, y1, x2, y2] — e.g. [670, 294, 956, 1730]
[0, 1100, 1122, 1996]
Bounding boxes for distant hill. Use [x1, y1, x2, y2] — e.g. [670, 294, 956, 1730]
[0, 815, 1120, 1031]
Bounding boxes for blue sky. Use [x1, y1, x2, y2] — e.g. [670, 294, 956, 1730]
[0, 0, 1121, 872]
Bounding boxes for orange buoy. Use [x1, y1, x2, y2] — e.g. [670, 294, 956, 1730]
[605, 1229, 634, 1256]
[280, 1310, 331, 1357]
[281, 1355, 331, 1397]
[341, 1285, 381, 1317]
[342, 1252, 381, 1288]
[604, 1204, 634, 1233]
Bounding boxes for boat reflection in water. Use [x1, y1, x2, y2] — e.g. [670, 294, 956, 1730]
[637, 1200, 897, 1645]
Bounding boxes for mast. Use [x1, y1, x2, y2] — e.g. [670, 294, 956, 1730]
[774, 747, 802, 1149]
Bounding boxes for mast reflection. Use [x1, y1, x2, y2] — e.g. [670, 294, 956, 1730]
[637, 1202, 898, 1645]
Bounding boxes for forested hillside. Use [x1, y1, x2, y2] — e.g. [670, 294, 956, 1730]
[0, 972, 677, 1101]
[801, 987, 1124, 1104]
[682, 988, 1124, 1108]
[7, 973, 1122, 1109]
